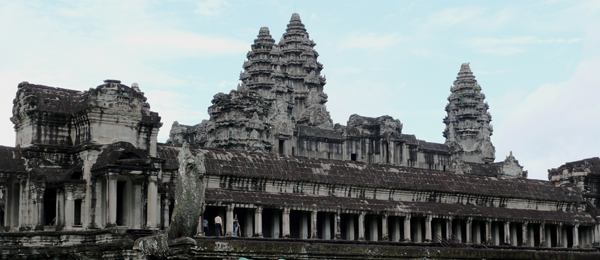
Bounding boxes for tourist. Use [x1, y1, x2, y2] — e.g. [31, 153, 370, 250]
[233, 214, 239, 237]
[203, 218, 208, 235]
[214, 215, 222, 236]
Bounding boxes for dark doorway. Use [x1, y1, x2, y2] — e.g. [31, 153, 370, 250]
[116, 181, 125, 226]
[44, 188, 57, 225]
[279, 140, 285, 155]
[74, 199, 82, 226]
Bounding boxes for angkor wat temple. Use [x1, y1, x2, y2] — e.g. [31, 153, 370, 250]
[0, 13, 599, 260]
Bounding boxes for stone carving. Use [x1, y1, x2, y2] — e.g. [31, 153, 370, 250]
[500, 151, 527, 178]
[133, 142, 206, 257]
[444, 63, 495, 164]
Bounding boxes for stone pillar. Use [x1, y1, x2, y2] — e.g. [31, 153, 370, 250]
[595, 222, 600, 244]
[322, 213, 331, 240]
[369, 215, 378, 241]
[334, 212, 341, 239]
[557, 223, 563, 248]
[381, 214, 389, 241]
[254, 206, 263, 237]
[226, 204, 234, 236]
[493, 222, 500, 245]
[273, 210, 280, 238]
[310, 209, 318, 239]
[415, 218, 423, 242]
[108, 174, 118, 227]
[132, 183, 143, 229]
[454, 220, 462, 242]
[404, 215, 411, 242]
[474, 221, 481, 244]
[540, 223, 546, 247]
[393, 217, 401, 242]
[245, 210, 253, 238]
[504, 222, 510, 245]
[358, 212, 366, 241]
[447, 218, 454, 241]
[425, 215, 432, 242]
[94, 180, 103, 227]
[510, 223, 518, 246]
[162, 197, 170, 229]
[300, 212, 308, 239]
[466, 218, 472, 244]
[146, 175, 158, 228]
[282, 207, 290, 238]
[573, 224, 579, 248]
[65, 186, 75, 230]
[522, 222, 529, 246]
[346, 215, 355, 240]
[485, 220, 492, 244]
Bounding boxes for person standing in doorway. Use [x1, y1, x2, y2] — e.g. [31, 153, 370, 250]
[203, 218, 209, 235]
[233, 214, 239, 237]
[214, 215, 222, 236]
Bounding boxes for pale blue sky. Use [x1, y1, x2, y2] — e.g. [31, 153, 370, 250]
[1, 0, 598, 180]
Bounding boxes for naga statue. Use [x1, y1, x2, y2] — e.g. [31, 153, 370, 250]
[133, 143, 206, 257]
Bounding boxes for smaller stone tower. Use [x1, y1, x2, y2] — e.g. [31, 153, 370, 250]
[444, 63, 495, 164]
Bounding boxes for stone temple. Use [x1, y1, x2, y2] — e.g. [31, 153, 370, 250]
[0, 13, 599, 259]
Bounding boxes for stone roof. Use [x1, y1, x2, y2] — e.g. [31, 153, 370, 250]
[417, 140, 451, 153]
[92, 142, 154, 174]
[548, 157, 600, 177]
[297, 125, 343, 140]
[206, 189, 594, 224]
[0, 146, 26, 174]
[157, 145, 584, 202]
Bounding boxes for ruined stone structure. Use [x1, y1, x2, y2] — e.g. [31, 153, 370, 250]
[0, 13, 599, 260]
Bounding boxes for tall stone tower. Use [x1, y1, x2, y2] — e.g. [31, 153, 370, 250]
[188, 13, 332, 152]
[443, 63, 495, 164]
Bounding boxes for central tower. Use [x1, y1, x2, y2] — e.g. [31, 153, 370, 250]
[443, 63, 495, 164]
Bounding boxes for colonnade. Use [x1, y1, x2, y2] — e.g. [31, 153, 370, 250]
[202, 204, 598, 249]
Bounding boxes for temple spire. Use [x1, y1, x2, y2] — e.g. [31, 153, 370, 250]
[444, 63, 495, 164]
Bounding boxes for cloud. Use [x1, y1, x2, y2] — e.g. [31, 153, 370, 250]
[464, 36, 582, 55]
[419, 6, 486, 29]
[339, 32, 404, 51]
[194, 0, 230, 17]
[494, 59, 600, 180]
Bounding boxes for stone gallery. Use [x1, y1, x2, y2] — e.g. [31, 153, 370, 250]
[0, 13, 599, 259]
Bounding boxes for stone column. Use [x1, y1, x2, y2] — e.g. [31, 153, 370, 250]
[447, 218, 454, 241]
[573, 224, 579, 248]
[595, 221, 600, 244]
[282, 207, 290, 238]
[65, 186, 75, 230]
[557, 223, 563, 247]
[346, 215, 355, 240]
[466, 218, 472, 244]
[132, 182, 143, 229]
[358, 212, 366, 241]
[404, 215, 411, 242]
[393, 217, 401, 242]
[510, 223, 518, 246]
[226, 204, 234, 236]
[522, 222, 529, 246]
[485, 220, 492, 244]
[425, 215, 432, 242]
[323, 213, 331, 240]
[369, 215, 378, 241]
[540, 222, 546, 247]
[454, 220, 462, 242]
[162, 197, 170, 229]
[474, 221, 481, 244]
[108, 174, 118, 226]
[334, 212, 341, 239]
[35, 184, 44, 230]
[381, 214, 389, 241]
[254, 206, 263, 237]
[273, 210, 280, 238]
[300, 212, 308, 239]
[415, 218, 422, 242]
[245, 210, 253, 238]
[504, 222, 510, 245]
[310, 209, 318, 239]
[146, 175, 158, 228]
